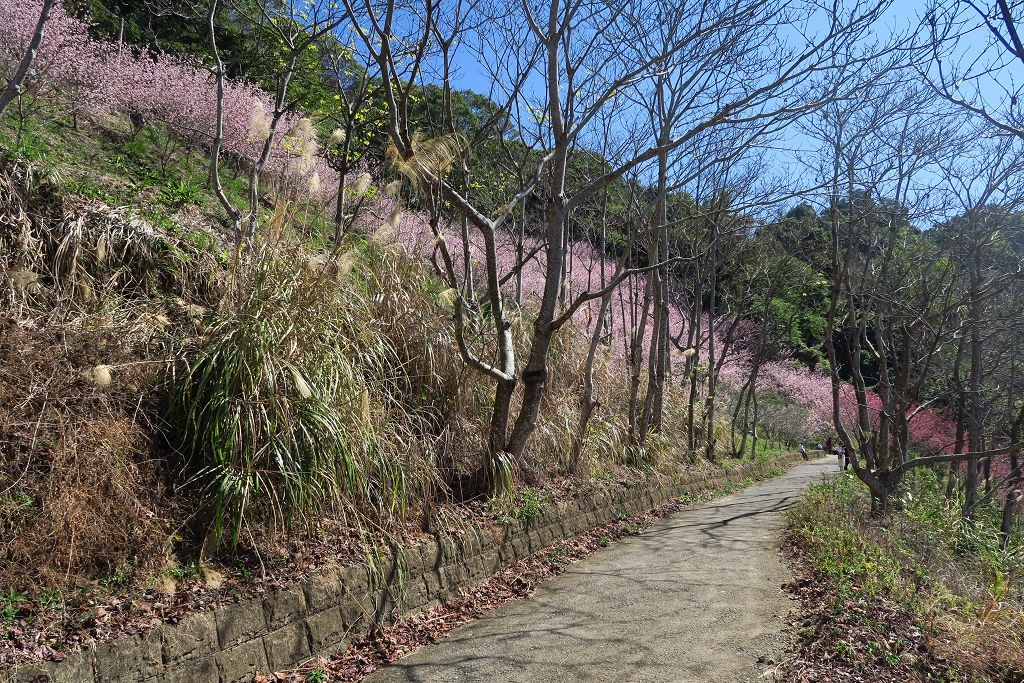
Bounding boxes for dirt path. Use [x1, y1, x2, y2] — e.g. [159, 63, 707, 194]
[366, 457, 833, 683]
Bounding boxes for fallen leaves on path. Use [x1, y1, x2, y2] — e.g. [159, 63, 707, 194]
[269, 501, 685, 682]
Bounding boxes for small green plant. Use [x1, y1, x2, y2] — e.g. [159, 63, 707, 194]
[109, 153, 132, 174]
[14, 132, 49, 162]
[140, 206, 177, 233]
[166, 563, 201, 583]
[0, 588, 27, 625]
[862, 639, 901, 667]
[520, 488, 545, 519]
[180, 229, 220, 255]
[100, 568, 132, 592]
[494, 487, 548, 524]
[833, 640, 854, 657]
[0, 490, 33, 512]
[117, 135, 150, 160]
[160, 178, 203, 207]
[306, 668, 328, 683]
[67, 176, 116, 202]
[678, 492, 699, 506]
[37, 588, 64, 611]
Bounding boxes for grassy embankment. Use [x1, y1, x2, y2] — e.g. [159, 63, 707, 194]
[784, 469, 1024, 682]
[0, 107, 807, 661]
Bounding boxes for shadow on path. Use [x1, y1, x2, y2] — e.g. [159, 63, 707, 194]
[367, 458, 835, 683]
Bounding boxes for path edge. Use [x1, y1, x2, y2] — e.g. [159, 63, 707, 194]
[5, 454, 808, 683]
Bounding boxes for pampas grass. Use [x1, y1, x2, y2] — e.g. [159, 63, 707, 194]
[248, 100, 271, 143]
[83, 364, 113, 387]
[0, 152, 220, 309]
[386, 131, 465, 192]
[165, 246, 453, 548]
[283, 117, 318, 175]
[352, 172, 372, 195]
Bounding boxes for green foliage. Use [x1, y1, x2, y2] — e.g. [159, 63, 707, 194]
[899, 468, 1024, 583]
[167, 257, 363, 547]
[160, 179, 204, 208]
[787, 471, 1024, 680]
[37, 588, 64, 611]
[165, 248, 446, 549]
[790, 470, 1023, 617]
[0, 116, 49, 163]
[165, 563, 201, 583]
[493, 487, 548, 525]
[306, 668, 328, 683]
[0, 588, 27, 626]
[795, 499, 913, 606]
[99, 567, 132, 593]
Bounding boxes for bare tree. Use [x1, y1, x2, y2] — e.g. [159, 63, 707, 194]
[340, 0, 892, 489]
[810, 75, 1024, 511]
[934, 137, 1024, 515]
[208, 0, 345, 248]
[924, 0, 1024, 138]
[318, 30, 385, 243]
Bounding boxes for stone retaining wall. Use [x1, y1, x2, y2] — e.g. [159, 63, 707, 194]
[7, 454, 805, 683]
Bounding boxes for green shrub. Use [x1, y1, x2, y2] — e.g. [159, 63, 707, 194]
[166, 249, 441, 548]
[788, 476, 918, 607]
[160, 178, 203, 208]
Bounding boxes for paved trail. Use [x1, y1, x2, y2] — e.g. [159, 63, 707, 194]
[368, 457, 834, 683]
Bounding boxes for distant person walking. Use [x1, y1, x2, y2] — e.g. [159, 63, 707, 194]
[825, 437, 844, 471]
[799, 443, 808, 460]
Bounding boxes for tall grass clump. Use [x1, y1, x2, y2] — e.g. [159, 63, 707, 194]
[166, 247, 442, 549]
[0, 151, 220, 309]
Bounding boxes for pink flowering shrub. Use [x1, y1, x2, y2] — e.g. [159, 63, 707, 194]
[0, 0, 332, 183]
[0, 1, 117, 108]
[385, 184, 960, 454]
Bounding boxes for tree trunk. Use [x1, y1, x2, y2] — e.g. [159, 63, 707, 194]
[0, 0, 57, 118]
[1000, 415, 1023, 549]
[487, 377, 516, 490]
[965, 247, 984, 518]
[333, 164, 348, 243]
[628, 277, 653, 447]
[704, 223, 719, 462]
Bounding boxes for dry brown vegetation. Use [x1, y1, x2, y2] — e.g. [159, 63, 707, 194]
[0, 144, 724, 611]
[0, 152, 219, 593]
[0, 320, 173, 590]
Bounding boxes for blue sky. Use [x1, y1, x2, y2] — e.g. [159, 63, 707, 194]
[382, 0, 1022, 222]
